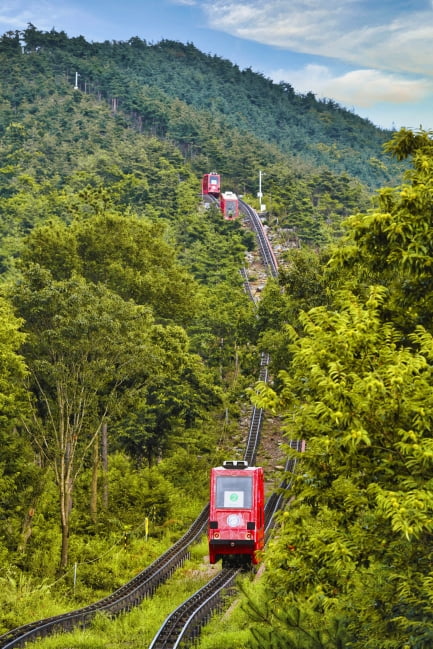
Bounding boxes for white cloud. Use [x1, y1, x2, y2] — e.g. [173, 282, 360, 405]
[198, 0, 433, 78]
[0, 1, 77, 32]
[169, 0, 197, 5]
[270, 64, 433, 108]
[0, 1, 35, 29]
[0, 1, 115, 42]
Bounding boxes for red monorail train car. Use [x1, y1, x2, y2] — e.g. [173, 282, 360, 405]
[202, 172, 221, 196]
[208, 460, 265, 568]
[220, 191, 239, 220]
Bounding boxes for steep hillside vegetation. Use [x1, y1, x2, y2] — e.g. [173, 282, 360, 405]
[0, 25, 407, 249]
[2, 25, 403, 189]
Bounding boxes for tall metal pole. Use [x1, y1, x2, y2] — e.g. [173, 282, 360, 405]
[258, 171, 265, 212]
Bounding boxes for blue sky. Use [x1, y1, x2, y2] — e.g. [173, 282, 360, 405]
[2, 0, 433, 131]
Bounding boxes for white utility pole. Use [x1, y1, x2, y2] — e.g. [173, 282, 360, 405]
[257, 171, 266, 212]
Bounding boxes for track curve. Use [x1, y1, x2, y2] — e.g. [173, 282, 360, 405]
[239, 200, 278, 278]
[0, 506, 209, 649]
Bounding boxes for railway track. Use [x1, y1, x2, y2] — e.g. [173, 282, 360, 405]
[148, 568, 240, 649]
[243, 352, 268, 467]
[147, 206, 305, 649]
[0, 506, 209, 649]
[239, 200, 278, 278]
[264, 438, 305, 538]
[0, 197, 301, 649]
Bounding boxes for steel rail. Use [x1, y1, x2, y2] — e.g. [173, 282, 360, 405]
[239, 267, 256, 302]
[148, 569, 240, 649]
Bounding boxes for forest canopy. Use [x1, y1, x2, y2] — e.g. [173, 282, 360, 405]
[1, 24, 429, 649]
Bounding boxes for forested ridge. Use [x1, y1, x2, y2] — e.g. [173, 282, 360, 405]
[1, 24, 406, 249]
[4, 26, 405, 177]
[1, 24, 433, 649]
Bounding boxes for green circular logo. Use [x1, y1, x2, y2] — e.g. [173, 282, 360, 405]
[230, 493, 239, 502]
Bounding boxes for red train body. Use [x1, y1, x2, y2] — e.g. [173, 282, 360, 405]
[202, 173, 239, 220]
[220, 191, 239, 220]
[208, 461, 265, 568]
[202, 172, 221, 196]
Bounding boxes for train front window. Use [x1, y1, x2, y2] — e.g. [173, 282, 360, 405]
[216, 475, 253, 509]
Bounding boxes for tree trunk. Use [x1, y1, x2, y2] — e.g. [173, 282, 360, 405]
[59, 489, 72, 572]
[60, 520, 69, 572]
[90, 432, 99, 524]
[102, 422, 109, 509]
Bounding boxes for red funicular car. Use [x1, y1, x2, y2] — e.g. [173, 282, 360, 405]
[208, 460, 265, 568]
[202, 172, 221, 196]
[219, 191, 239, 220]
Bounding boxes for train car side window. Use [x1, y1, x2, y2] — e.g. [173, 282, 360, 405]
[216, 476, 253, 509]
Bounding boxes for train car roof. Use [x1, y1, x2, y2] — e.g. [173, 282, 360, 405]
[212, 461, 262, 472]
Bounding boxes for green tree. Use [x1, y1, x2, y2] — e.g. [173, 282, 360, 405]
[333, 128, 433, 332]
[11, 266, 159, 570]
[0, 297, 37, 557]
[19, 210, 199, 325]
[0, 30, 21, 54]
[113, 323, 222, 466]
[248, 130, 433, 648]
[251, 287, 433, 648]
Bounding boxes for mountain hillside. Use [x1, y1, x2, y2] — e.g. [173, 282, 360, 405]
[0, 25, 409, 248]
[2, 25, 403, 191]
